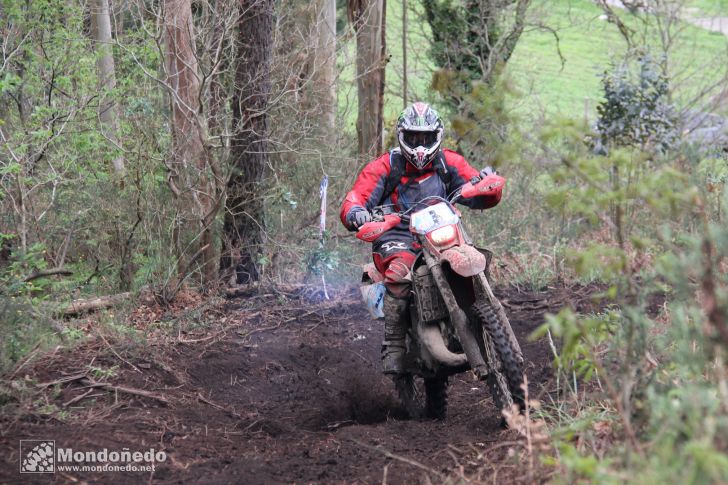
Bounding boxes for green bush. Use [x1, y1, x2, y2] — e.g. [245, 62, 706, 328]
[534, 116, 728, 481]
[596, 55, 677, 153]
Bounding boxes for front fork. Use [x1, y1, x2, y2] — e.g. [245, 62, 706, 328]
[474, 273, 524, 364]
[460, 222, 523, 364]
[421, 249, 490, 379]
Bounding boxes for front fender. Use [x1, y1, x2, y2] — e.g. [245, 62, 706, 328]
[441, 245, 486, 277]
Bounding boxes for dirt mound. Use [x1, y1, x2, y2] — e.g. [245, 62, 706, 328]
[0, 285, 584, 483]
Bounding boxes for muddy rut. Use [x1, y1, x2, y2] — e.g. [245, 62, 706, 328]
[0, 285, 592, 484]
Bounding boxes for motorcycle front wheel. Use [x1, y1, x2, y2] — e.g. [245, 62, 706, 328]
[470, 299, 525, 413]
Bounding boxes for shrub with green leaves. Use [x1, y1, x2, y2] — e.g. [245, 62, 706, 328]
[535, 114, 728, 482]
[596, 55, 678, 153]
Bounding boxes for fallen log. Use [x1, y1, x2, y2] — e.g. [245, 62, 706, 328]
[224, 282, 260, 298]
[36, 373, 88, 388]
[80, 378, 170, 405]
[61, 292, 131, 316]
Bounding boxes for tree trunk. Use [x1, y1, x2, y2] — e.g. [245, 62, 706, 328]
[402, 0, 408, 109]
[207, 0, 236, 142]
[222, 0, 274, 285]
[376, 0, 386, 146]
[314, 0, 337, 130]
[91, 0, 124, 175]
[350, 0, 386, 159]
[163, 0, 219, 287]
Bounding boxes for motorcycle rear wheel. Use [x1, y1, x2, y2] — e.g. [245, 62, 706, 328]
[394, 374, 448, 420]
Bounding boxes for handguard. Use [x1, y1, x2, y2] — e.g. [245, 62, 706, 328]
[460, 174, 506, 199]
[356, 214, 402, 242]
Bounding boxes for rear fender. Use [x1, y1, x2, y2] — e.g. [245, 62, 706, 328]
[441, 245, 486, 277]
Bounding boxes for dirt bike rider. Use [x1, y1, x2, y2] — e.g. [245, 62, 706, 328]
[340, 102, 504, 376]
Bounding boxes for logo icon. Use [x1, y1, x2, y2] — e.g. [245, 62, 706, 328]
[380, 241, 407, 252]
[20, 440, 55, 473]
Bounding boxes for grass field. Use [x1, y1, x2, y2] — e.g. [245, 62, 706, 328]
[338, 0, 728, 127]
[688, 0, 728, 16]
[506, 0, 728, 119]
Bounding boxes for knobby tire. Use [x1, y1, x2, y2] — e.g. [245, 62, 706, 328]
[394, 374, 448, 420]
[470, 299, 526, 412]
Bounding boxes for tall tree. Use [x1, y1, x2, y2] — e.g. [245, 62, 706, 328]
[314, 0, 337, 130]
[402, 0, 408, 109]
[423, 0, 530, 90]
[91, 0, 124, 175]
[163, 0, 219, 288]
[348, 0, 386, 159]
[423, 0, 530, 166]
[223, 0, 274, 284]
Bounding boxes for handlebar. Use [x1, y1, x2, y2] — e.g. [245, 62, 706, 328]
[370, 195, 453, 221]
[370, 206, 410, 222]
[366, 174, 506, 222]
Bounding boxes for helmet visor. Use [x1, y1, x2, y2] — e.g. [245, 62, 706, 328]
[402, 130, 438, 149]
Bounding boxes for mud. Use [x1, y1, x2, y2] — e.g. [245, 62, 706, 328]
[0, 285, 592, 484]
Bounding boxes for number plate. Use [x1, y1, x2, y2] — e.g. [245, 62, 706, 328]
[409, 202, 460, 235]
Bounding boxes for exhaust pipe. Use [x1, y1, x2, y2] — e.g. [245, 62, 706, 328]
[418, 323, 468, 366]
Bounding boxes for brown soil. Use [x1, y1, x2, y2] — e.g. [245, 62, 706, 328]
[0, 284, 598, 484]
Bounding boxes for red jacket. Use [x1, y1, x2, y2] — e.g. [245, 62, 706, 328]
[340, 149, 502, 231]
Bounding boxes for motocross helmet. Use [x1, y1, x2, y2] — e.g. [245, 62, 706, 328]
[396, 102, 444, 170]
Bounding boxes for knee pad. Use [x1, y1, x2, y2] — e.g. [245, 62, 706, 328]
[384, 259, 410, 283]
[384, 259, 412, 298]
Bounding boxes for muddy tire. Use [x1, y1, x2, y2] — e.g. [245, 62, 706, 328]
[394, 374, 448, 420]
[470, 300, 525, 412]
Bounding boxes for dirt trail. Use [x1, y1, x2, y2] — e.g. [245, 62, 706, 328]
[0, 285, 594, 484]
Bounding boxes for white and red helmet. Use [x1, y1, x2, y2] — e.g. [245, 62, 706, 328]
[396, 102, 444, 170]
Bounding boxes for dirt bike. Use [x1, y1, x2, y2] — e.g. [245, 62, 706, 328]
[357, 175, 525, 420]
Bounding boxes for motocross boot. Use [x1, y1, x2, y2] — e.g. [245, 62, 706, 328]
[382, 293, 409, 375]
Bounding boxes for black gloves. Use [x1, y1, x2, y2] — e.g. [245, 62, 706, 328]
[480, 166, 497, 178]
[471, 166, 497, 184]
[348, 209, 372, 229]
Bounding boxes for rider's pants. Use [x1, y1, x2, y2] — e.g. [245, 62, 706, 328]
[373, 247, 417, 299]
